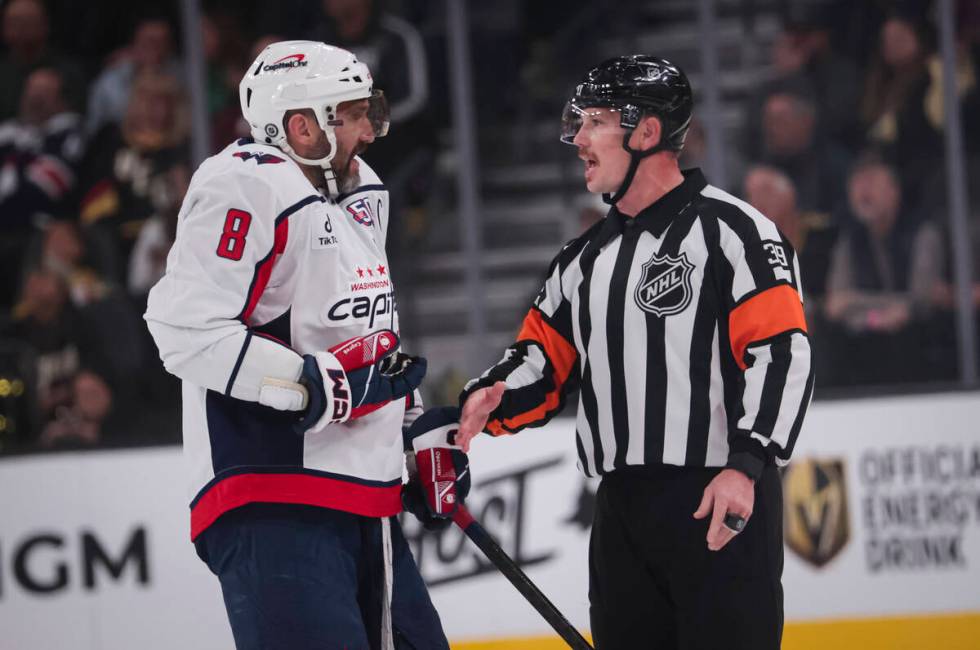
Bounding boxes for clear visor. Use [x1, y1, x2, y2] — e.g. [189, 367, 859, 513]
[559, 102, 624, 144]
[325, 90, 390, 137]
[366, 90, 390, 137]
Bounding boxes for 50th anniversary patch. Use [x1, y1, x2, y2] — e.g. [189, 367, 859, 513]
[634, 251, 695, 317]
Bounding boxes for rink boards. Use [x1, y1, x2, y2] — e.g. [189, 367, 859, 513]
[1, 391, 979, 649]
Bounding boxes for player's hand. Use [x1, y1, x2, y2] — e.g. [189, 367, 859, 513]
[693, 468, 755, 551]
[281, 330, 426, 434]
[455, 381, 506, 452]
[402, 407, 471, 530]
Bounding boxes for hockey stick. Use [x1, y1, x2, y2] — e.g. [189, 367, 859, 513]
[452, 505, 594, 650]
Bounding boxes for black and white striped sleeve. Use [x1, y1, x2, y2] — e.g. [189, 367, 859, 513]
[709, 188, 814, 480]
[460, 237, 587, 435]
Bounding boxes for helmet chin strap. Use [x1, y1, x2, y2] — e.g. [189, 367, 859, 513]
[278, 128, 342, 198]
[601, 132, 671, 206]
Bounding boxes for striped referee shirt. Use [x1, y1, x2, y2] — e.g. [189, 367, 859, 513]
[462, 169, 813, 480]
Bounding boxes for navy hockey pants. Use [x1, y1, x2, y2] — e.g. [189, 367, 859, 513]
[195, 503, 449, 650]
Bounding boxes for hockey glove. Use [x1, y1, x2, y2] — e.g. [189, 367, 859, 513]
[402, 406, 470, 531]
[292, 330, 426, 434]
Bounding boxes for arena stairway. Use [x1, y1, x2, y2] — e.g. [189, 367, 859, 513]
[409, 0, 788, 393]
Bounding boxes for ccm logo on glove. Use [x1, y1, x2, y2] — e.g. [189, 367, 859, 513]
[257, 330, 426, 434]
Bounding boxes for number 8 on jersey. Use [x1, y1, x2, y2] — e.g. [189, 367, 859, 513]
[216, 208, 252, 261]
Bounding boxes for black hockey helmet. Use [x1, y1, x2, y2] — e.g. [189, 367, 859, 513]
[561, 55, 693, 150]
[561, 55, 694, 204]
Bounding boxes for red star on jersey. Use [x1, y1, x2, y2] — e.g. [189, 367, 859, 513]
[376, 264, 386, 275]
[366, 268, 374, 277]
[356, 267, 365, 278]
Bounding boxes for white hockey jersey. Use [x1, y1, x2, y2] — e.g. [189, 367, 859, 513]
[145, 138, 407, 540]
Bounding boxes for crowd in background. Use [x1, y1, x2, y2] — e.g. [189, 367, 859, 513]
[0, 0, 978, 454]
[728, 1, 980, 389]
[0, 0, 438, 453]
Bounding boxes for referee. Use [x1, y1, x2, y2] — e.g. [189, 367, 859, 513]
[455, 55, 813, 649]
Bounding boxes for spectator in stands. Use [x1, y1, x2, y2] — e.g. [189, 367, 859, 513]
[203, 12, 251, 151]
[859, 12, 975, 204]
[4, 268, 80, 437]
[128, 165, 188, 296]
[756, 9, 863, 151]
[86, 15, 182, 136]
[0, 67, 85, 220]
[678, 117, 745, 183]
[0, 0, 82, 122]
[756, 84, 851, 219]
[39, 369, 119, 449]
[823, 153, 945, 385]
[0, 67, 85, 309]
[37, 220, 112, 307]
[743, 165, 837, 307]
[13, 228, 153, 447]
[78, 70, 189, 284]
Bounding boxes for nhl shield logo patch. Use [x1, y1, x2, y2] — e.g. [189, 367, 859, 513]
[783, 458, 850, 568]
[634, 251, 695, 317]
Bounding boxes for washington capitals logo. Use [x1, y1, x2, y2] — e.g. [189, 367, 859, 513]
[233, 151, 285, 165]
[345, 198, 374, 226]
[634, 251, 695, 317]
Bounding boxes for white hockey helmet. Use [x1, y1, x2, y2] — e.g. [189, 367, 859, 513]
[239, 40, 389, 193]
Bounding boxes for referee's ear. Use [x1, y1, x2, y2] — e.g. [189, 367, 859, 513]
[630, 114, 663, 151]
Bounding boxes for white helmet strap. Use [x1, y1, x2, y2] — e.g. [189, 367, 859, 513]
[277, 111, 342, 197]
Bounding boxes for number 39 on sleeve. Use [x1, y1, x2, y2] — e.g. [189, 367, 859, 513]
[215, 209, 252, 260]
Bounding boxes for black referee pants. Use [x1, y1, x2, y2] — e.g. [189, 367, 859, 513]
[589, 464, 783, 650]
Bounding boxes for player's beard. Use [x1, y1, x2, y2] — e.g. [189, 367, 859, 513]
[307, 130, 363, 194]
[332, 149, 362, 194]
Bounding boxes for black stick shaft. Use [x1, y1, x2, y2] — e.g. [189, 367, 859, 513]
[453, 506, 593, 650]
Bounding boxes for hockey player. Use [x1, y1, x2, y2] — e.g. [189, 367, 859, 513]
[144, 41, 460, 649]
[454, 56, 813, 649]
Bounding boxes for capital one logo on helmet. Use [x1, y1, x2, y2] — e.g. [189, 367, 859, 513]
[261, 53, 309, 73]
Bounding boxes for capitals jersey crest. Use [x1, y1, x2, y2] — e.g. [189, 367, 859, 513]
[346, 197, 374, 226]
[232, 151, 286, 165]
[634, 251, 695, 317]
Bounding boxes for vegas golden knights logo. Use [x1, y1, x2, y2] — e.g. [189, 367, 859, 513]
[783, 458, 850, 568]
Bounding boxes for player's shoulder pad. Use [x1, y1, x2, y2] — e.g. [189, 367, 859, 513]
[204, 138, 316, 203]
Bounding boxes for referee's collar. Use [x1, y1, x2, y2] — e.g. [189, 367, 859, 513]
[609, 168, 707, 238]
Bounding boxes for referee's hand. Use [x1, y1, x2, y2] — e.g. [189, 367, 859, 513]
[455, 382, 506, 452]
[693, 469, 755, 551]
